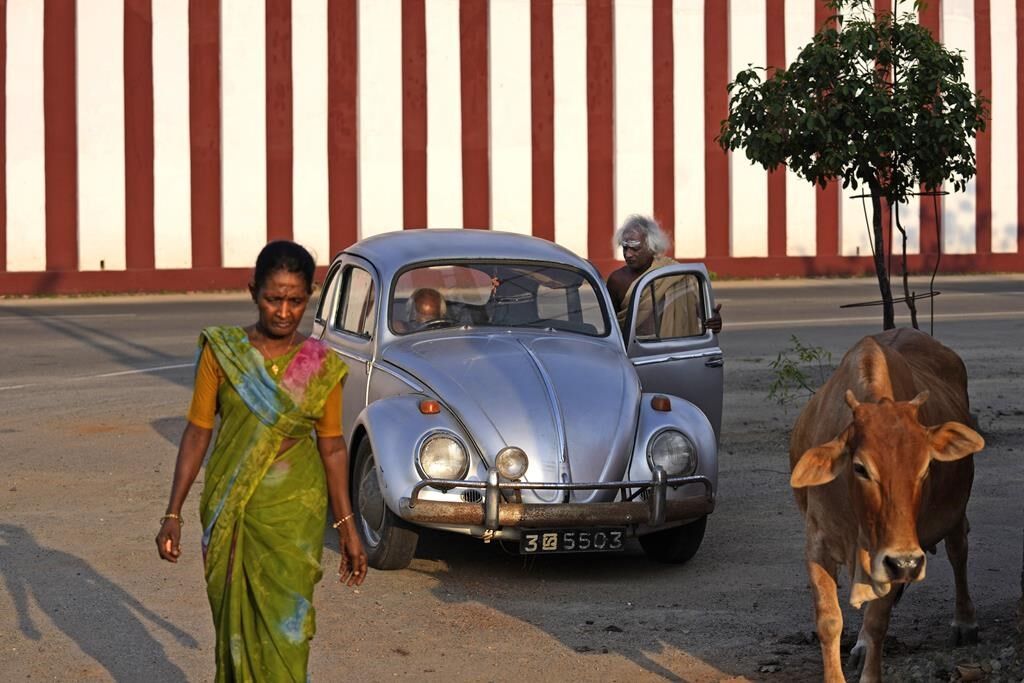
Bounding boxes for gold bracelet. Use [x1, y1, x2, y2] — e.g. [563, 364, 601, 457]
[160, 513, 184, 526]
[331, 513, 354, 529]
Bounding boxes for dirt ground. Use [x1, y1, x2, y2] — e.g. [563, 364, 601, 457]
[1, 287, 1022, 682]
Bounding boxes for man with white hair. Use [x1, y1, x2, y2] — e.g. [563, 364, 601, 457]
[607, 214, 722, 337]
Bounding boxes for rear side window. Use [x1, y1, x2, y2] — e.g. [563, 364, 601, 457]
[337, 267, 376, 338]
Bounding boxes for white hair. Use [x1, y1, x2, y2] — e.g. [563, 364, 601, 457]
[612, 214, 671, 256]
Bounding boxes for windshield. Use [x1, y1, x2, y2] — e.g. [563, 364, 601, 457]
[390, 262, 609, 336]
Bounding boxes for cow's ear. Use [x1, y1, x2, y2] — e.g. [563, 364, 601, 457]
[929, 422, 984, 462]
[791, 436, 849, 488]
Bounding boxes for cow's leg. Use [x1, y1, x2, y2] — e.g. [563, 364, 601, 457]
[807, 559, 845, 683]
[945, 516, 979, 645]
[850, 589, 898, 683]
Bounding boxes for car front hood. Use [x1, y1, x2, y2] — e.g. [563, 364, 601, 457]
[381, 333, 640, 502]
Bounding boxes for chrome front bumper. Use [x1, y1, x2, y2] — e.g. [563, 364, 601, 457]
[399, 467, 715, 530]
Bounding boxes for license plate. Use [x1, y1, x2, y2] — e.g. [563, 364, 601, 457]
[519, 528, 626, 555]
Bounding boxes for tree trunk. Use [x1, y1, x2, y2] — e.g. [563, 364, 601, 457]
[868, 177, 895, 330]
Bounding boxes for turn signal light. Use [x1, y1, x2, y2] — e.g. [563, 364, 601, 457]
[651, 395, 671, 412]
[419, 399, 442, 415]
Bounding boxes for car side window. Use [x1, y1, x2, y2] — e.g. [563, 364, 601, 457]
[634, 273, 705, 341]
[336, 266, 376, 338]
[315, 264, 341, 323]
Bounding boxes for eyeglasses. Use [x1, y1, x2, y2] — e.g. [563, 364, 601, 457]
[619, 239, 643, 251]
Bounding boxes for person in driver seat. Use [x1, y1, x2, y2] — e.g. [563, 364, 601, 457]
[403, 287, 447, 331]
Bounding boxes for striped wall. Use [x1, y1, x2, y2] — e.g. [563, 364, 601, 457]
[2, 0, 1022, 295]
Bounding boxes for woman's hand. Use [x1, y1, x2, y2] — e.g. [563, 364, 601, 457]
[337, 527, 368, 587]
[155, 517, 183, 562]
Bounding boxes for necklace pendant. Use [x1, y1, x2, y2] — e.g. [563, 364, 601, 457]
[270, 363, 279, 375]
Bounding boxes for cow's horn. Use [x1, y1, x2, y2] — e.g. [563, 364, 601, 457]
[909, 390, 930, 407]
[845, 390, 860, 409]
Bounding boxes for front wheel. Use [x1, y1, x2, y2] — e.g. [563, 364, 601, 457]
[639, 516, 707, 564]
[351, 438, 419, 570]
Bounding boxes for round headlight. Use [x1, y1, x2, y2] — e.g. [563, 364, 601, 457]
[647, 430, 696, 476]
[418, 433, 469, 480]
[495, 446, 529, 479]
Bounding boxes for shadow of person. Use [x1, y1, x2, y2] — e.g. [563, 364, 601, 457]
[0, 524, 198, 682]
[151, 416, 189, 447]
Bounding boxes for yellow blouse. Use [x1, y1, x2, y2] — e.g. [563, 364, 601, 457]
[186, 344, 343, 437]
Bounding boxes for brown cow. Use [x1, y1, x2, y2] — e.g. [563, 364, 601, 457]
[789, 328, 984, 683]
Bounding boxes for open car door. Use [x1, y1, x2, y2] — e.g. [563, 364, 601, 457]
[623, 263, 723, 441]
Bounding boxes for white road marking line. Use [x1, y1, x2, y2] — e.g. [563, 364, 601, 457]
[0, 383, 38, 391]
[0, 361, 193, 392]
[87, 363, 194, 379]
[729, 310, 1024, 329]
[0, 313, 139, 322]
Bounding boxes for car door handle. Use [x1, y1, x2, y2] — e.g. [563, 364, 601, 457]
[704, 356, 724, 368]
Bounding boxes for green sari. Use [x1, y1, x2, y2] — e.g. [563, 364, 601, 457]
[197, 326, 348, 682]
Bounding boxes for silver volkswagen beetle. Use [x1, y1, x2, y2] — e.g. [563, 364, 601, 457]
[312, 230, 723, 569]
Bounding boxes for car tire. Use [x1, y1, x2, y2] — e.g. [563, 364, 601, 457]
[639, 515, 707, 564]
[351, 438, 419, 570]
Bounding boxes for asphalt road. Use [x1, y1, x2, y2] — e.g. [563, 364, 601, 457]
[1, 274, 1022, 681]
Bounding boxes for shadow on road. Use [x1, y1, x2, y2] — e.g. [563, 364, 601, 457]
[0, 524, 198, 682]
[402, 530, 747, 682]
[0, 305, 194, 389]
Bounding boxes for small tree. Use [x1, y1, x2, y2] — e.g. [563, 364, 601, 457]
[717, 0, 987, 330]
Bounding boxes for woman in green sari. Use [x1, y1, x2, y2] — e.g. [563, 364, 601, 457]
[156, 241, 367, 681]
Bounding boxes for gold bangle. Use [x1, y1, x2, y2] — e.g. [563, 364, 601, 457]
[160, 513, 184, 526]
[331, 513, 354, 529]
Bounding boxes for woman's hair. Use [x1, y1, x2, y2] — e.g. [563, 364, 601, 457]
[611, 214, 671, 256]
[253, 241, 316, 294]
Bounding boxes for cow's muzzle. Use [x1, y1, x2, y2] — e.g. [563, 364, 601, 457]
[882, 551, 925, 582]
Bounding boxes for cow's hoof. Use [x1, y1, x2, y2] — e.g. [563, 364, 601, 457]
[950, 622, 979, 646]
[847, 641, 867, 677]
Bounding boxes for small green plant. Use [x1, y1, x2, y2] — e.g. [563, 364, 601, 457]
[768, 335, 833, 408]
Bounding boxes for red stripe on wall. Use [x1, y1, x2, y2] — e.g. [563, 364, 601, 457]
[124, 0, 154, 270]
[652, 0, 674, 241]
[704, 0, 729, 258]
[328, 0, 358, 254]
[587, 0, 614, 262]
[44, 0, 78, 271]
[403, 0, 427, 229]
[918, 0, 941, 256]
[875, 0, 892, 260]
[266, 0, 293, 242]
[974, 0, 991, 255]
[189, 0, 221, 268]
[0, 0, 6, 272]
[813, 1, 839, 258]
[766, 0, 786, 258]
[531, 0, 554, 242]
[460, 0, 490, 228]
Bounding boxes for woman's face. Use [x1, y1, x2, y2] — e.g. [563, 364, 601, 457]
[251, 269, 311, 339]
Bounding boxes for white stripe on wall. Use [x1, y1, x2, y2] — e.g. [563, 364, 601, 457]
[6, 0, 46, 272]
[728, 0, 768, 257]
[990, 0, 1018, 253]
[613, 0, 654, 232]
[292, 0, 330, 265]
[838, 1, 875, 258]
[152, 0, 192, 270]
[358, 0, 403, 237]
[673, 0, 706, 259]
[426, 0, 463, 229]
[221, 0, 267, 267]
[784, 0, 816, 256]
[942, 0, 977, 255]
[552, 0, 589, 258]
[77, 0, 126, 272]
[489, 0, 532, 235]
